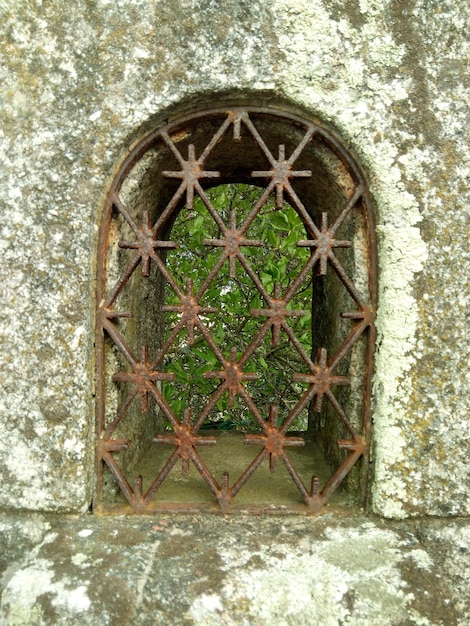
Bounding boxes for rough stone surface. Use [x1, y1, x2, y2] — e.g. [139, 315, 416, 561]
[0, 0, 468, 517]
[0, 513, 468, 625]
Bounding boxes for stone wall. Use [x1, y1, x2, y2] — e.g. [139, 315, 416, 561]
[0, 0, 468, 518]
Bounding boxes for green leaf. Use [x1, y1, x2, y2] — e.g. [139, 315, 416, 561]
[266, 229, 278, 246]
[270, 211, 289, 230]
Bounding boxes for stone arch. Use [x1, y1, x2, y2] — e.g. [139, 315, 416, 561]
[95, 105, 377, 514]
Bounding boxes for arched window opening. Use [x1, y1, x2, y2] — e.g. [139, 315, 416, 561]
[95, 107, 377, 514]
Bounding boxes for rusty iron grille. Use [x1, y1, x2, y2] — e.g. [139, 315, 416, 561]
[95, 107, 377, 514]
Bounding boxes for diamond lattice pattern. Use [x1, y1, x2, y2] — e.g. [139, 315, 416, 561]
[96, 108, 376, 513]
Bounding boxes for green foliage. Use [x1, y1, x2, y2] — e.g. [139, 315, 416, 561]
[162, 184, 312, 431]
